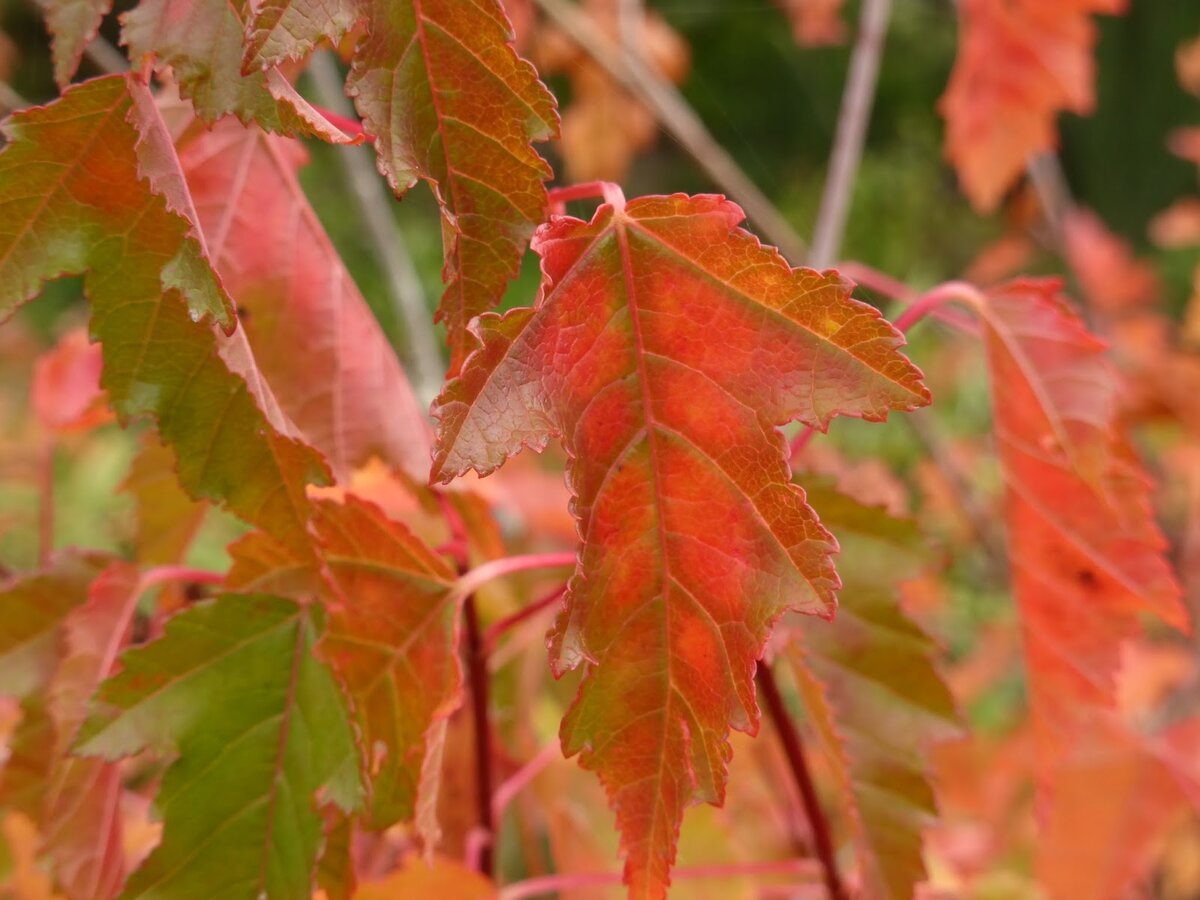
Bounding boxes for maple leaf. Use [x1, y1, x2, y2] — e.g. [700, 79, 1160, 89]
[431, 189, 930, 896]
[120, 0, 358, 141]
[346, 0, 559, 372]
[228, 496, 460, 829]
[175, 115, 431, 481]
[939, 0, 1126, 212]
[35, 0, 111, 87]
[42, 562, 141, 900]
[75, 593, 361, 899]
[0, 554, 107, 699]
[784, 478, 958, 899]
[973, 280, 1186, 793]
[0, 74, 331, 555]
[31, 327, 112, 434]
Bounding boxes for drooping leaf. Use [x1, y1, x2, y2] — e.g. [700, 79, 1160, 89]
[785, 478, 958, 899]
[76, 593, 360, 900]
[939, 0, 1126, 211]
[121, 0, 358, 141]
[431, 190, 930, 896]
[43, 562, 141, 900]
[228, 496, 460, 829]
[35, 0, 111, 88]
[0, 74, 331, 555]
[346, 0, 559, 371]
[175, 115, 431, 481]
[973, 280, 1186, 792]
[0, 554, 106, 699]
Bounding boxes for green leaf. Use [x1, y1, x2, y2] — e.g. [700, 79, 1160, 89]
[229, 496, 460, 829]
[76, 593, 361, 900]
[0, 74, 331, 555]
[786, 478, 958, 900]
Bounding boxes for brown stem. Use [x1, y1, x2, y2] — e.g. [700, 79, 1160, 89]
[38, 437, 54, 566]
[755, 661, 846, 900]
[464, 589, 495, 876]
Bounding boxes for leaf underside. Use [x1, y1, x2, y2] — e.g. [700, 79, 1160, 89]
[432, 193, 930, 897]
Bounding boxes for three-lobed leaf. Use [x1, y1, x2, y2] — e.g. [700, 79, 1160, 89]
[76, 593, 361, 900]
[432, 190, 930, 896]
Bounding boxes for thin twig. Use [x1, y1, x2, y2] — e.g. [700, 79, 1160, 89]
[484, 584, 567, 652]
[809, 0, 892, 268]
[82, 35, 129, 75]
[463, 590, 495, 876]
[449, 552, 576, 605]
[532, 0, 807, 262]
[755, 661, 846, 900]
[491, 741, 561, 820]
[307, 51, 443, 403]
[38, 438, 54, 566]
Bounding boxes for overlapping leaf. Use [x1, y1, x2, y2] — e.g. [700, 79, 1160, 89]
[121, 0, 356, 140]
[228, 496, 460, 829]
[432, 191, 930, 896]
[120, 438, 209, 566]
[176, 116, 431, 481]
[940, 0, 1125, 211]
[0, 74, 330, 554]
[36, 0, 111, 87]
[785, 479, 957, 899]
[974, 280, 1186, 790]
[345, 0, 559, 371]
[76, 593, 360, 899]
[0, 554, 106, 699]
[43, 562, 140, 900]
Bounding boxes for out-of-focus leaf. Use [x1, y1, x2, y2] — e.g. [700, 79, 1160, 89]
[76, 593, 360, 900]
[120, 438, 208, 566]
[785, 479, 957, 899]
[43, 562, 140, 900]
[31, 329, 112, 434]
[0, 74, 331, 555]
[940, 0, 1126, 211]
[35, 0, 111, 87]
[228, 496, 459, 829]
[432, 190, 929, 896]
[774, 0, 846, 46]
[0, 554, 105, 699]
[353, 854, 493, 899]
[974, 279, 1186, 791]
[176, 116, 430, 481]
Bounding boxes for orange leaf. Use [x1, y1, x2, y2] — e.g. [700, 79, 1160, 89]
[940, 0, 1125, 212]
[432, 190, 929, 896]
[31, 329, 112, 434]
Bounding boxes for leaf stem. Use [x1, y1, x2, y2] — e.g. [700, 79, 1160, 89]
[450, 552, 576, 605]
[491, 740, 561, 820]
[463, 589, 495, 876]
[809, 0, 893, 268]
[38, 437, 54, 566]
[755, 661, 847, 900]
[484, 584, 567, 652]
[532, 0, 806, 261]
[498, 859, 821, 900]
[890, 280, 986, 332]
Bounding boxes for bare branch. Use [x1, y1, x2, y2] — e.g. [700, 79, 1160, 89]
[532, 0, 807, 263]
[809, 0, 892, 268]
